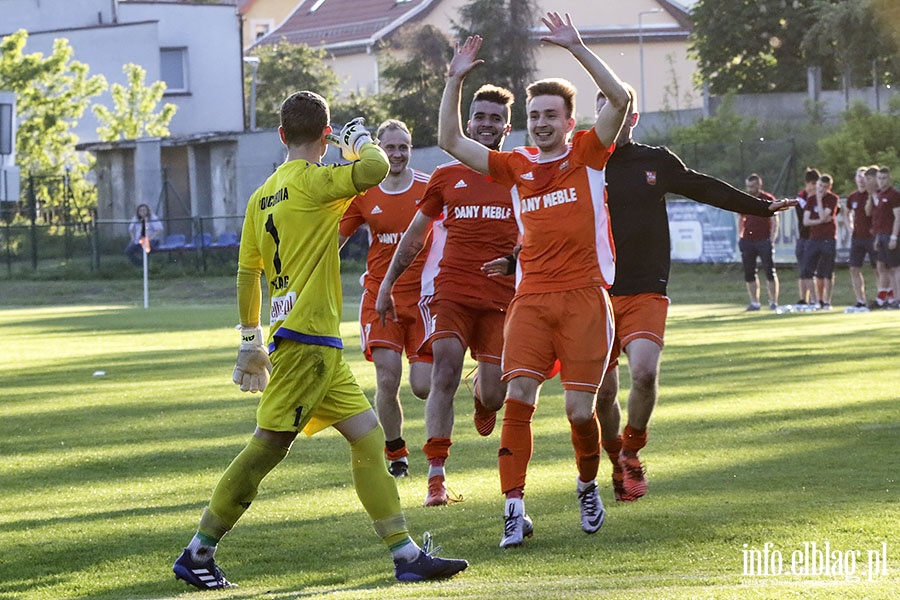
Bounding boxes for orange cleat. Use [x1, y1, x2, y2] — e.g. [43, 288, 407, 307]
[618, 450, 647, 500]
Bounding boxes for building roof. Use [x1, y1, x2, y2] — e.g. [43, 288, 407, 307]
[254, 0, 691, 53]
[254, 0, 438, 52]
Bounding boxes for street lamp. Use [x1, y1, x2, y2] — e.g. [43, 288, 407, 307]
[638, 9, 661, 114]
[243, 56, 260, 131]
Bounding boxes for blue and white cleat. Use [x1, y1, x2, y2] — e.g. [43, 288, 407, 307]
[499, 500, 534, 548]
[173, 548, 235, 590]
[394, 533, 468, 582]
[578, 481, 606, 534]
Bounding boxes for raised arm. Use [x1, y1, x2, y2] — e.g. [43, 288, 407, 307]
[540, 12, 628, 147]
[350, 142, 390, 192]
[438, 36, 491, 174]
[375, 211, 433, 324]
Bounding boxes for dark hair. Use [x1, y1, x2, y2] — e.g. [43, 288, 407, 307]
[879, 166, 891, 175]
[819, 174, 832, 186]
[864, 166, 880, 178]
[526, 78, 576, 118]
[596, 83, 637, 115]
[746, 173, 762, 184]
[473, 84, 514, 110]
[280, 91, 330, 146]
[804, 168, 821, 184]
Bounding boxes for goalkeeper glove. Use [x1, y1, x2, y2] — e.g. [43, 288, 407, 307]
[232, 326, 272, 393]
[326, 117, 375, 161]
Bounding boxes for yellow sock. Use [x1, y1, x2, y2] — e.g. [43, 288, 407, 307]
[200, 435, 289, 540]
[351, 426, 409, 548]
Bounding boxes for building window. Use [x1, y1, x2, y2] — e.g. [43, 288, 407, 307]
[252, 19, 274, 41]
[160, 48, 188, 94]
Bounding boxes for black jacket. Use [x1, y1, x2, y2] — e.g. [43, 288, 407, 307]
[605, 141, 774, 296]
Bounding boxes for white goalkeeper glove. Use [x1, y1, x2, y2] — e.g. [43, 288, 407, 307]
[325, 117, 375, 161]
[232, 326, 272, 393]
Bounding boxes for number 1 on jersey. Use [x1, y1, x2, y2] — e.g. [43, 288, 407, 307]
[265, 214, 282, 274]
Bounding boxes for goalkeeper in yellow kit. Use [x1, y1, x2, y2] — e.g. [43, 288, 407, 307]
[172, 91, 467, 589]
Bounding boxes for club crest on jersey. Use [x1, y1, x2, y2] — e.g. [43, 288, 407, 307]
[559, 160, 570, 173]
[645, 170, 657, 185]
[371, 205, 382, 214]
[521, 172, 534, 181]
[454, 179, 467, 189]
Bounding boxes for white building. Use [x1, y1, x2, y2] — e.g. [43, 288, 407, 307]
[3, 0, 270, 235]
[2, 0, 246, 143]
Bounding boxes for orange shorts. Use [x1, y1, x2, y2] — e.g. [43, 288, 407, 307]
[608, 292, 669, 369]
[359, 289, 431, 363]
[502, 286, 613, 392]
[418, 296, 506, 364]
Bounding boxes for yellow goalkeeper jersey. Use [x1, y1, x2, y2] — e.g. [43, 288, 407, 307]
[238, 145, 387, 350]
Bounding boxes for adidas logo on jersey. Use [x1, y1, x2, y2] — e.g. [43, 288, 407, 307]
[521, 172, 534, 181]
[371, 205, 383, 214]
[454, 179, 467, 189]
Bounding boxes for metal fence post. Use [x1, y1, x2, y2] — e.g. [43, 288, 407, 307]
[28, 173, 37, 270]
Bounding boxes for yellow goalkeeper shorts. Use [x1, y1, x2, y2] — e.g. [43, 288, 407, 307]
[256, 340, 372, 436]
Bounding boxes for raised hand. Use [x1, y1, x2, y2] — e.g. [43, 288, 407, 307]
[768, 198, 799, 213]
[540, 11, 582, 50]
[448, 35, 485, 79]
[326, 117, 375, 161]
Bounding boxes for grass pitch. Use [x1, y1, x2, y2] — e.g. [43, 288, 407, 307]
[1, 264, 898, 599]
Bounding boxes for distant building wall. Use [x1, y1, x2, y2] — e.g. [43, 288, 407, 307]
[710, 87, 899, 125]
[3, 0, 245, 145]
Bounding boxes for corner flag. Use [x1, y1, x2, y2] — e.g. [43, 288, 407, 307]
[139, 218, 151, 254]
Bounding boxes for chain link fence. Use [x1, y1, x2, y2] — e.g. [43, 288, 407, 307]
[3, 139, 832, 280]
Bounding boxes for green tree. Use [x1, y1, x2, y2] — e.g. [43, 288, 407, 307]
[0, 30, 106, 175]
[452, 0, 538, 128]
[669, 96, 760, 145]
[689, 0, 823, 94]
[246, 40, 341, 129]
[92, 63, 177, 141]
[817, 97, 900, 191]
[378, 24, 451, 146]
[330, 91, 389, 132]
[662, 95, 772, 189]
[0, 30, 106, 219]
[801, 0, 899, 90]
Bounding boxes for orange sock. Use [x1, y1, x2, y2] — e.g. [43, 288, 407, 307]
[498, 398, 535, 496]
[602, 435, 622, 467]
[385, 437, 409, 461]
[422, 437, 451, 467]
[623, 424, 648, 453]
[571, 414, 601, 483]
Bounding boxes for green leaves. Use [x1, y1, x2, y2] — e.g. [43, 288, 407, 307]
[451, 0, 538, 129]
[690, 0, 899, 94]
[246, 41, 341, 129]
[378, 24, 452, 146]
[0, 30, 106, 176]
[92, 63, 177, 141]
[817, 96, 900, 190]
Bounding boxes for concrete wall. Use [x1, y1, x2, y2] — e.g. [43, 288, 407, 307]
[710, 86, 899, 125]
